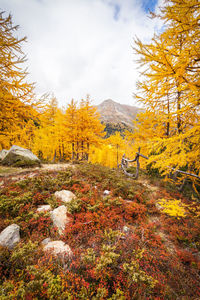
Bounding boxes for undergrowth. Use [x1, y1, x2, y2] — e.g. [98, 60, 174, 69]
[0, 163, 199, 299]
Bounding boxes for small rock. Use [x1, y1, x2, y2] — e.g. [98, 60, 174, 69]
[103, 190, 110, 196]
[55, 190, 76, 203]
[0, 224, 20, 249]
[51, 205, 70, 234]
[37, 205, 51, 213]
[124, 199, 132, 203]
[123, 226, 130, 233]
[155, 203, 163, 210]
[27, 173, 37, 179]
[41, 237, 52, 246]
[43, 240, 72, 257]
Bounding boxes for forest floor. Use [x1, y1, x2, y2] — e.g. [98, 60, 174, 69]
[0, 163, 199, 299]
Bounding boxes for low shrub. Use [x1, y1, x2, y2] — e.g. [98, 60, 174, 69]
[0, 163, 199, 299]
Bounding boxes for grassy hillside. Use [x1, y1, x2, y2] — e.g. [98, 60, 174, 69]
[0, 163, 199, 299]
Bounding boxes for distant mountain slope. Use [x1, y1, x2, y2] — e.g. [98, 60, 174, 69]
[96, 99, 143, 127]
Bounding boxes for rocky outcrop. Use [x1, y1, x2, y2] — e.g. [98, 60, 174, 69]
[50, 206, 70, 234]
[43, 240, 72, 257]
[55, 190, 76, 204]
[0, 224, 20, 249]
[2, 145, 40, 167]
[0, 149, 8, 162]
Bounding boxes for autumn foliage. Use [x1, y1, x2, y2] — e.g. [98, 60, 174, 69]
[0, 164, 200, 299]
[0, 12, 41, 150]
[130, 0, 200, 187]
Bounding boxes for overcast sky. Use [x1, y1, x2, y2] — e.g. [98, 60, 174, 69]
[0, 0, 162, 107]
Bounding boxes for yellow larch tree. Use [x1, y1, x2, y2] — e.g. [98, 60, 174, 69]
[64, 97, 104, 161]
[64, 99, 78, 160]
[90, 143, 114, 168]
[90, 132, 132, 169]
[0, 11, 40, 150]
[78, 96, 105, 160]
[55, 108, 71, 161]
[107, 132, 126, 168]
[32, 96, 62, 161]
[132, 0, 200, 185]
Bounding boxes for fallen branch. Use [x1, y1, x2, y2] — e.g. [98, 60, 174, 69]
[170, 168, 200, 179]
[121, 148, 200, 181]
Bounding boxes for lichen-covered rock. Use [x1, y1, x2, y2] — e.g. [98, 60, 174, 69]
[43, 240, 72, 257]
[2, 145, 40, 167]
[50, 205, 70, 234]
[55, 190, 76, 203]
[0, 224, 20, 249]
[37, 205, 51, 213]
[0, 149, 8, 162]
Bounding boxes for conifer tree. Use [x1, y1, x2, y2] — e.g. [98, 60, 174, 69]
[78, 96, 105, 160]
[0, 11, 39, 149]
[108, 132, 125, 168]
[64, 96, 104, 161]
[132, 0, 200, 184]
[64, 99, 78, 160]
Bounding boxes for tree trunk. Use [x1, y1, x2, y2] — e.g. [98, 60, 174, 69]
[52, 150, 56, 163]
[135, 147, 140, 179]
[59, 144, 62, 161]
[117, 144, 119, 168]
[81, 141, 84, 160]
[62, 142, 65, 160]
[166, 92, 170, 137]
[76, 142, 79, 160]
[72, 142, 75, 160]
[177, 90, 182, 134]
[86, 143, 89, 161]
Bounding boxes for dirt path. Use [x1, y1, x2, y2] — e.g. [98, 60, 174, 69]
[0, 163, 73, 176]
[138, 179, 159, 192]
[0, 163, 74, 185]
[40, 163, 74, 171]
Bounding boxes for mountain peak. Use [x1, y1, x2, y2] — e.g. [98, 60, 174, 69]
[97, 99, 143, 127]
[102, 99, 115, 104]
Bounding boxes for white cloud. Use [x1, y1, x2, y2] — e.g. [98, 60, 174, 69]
[0, 0, 162, 106]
